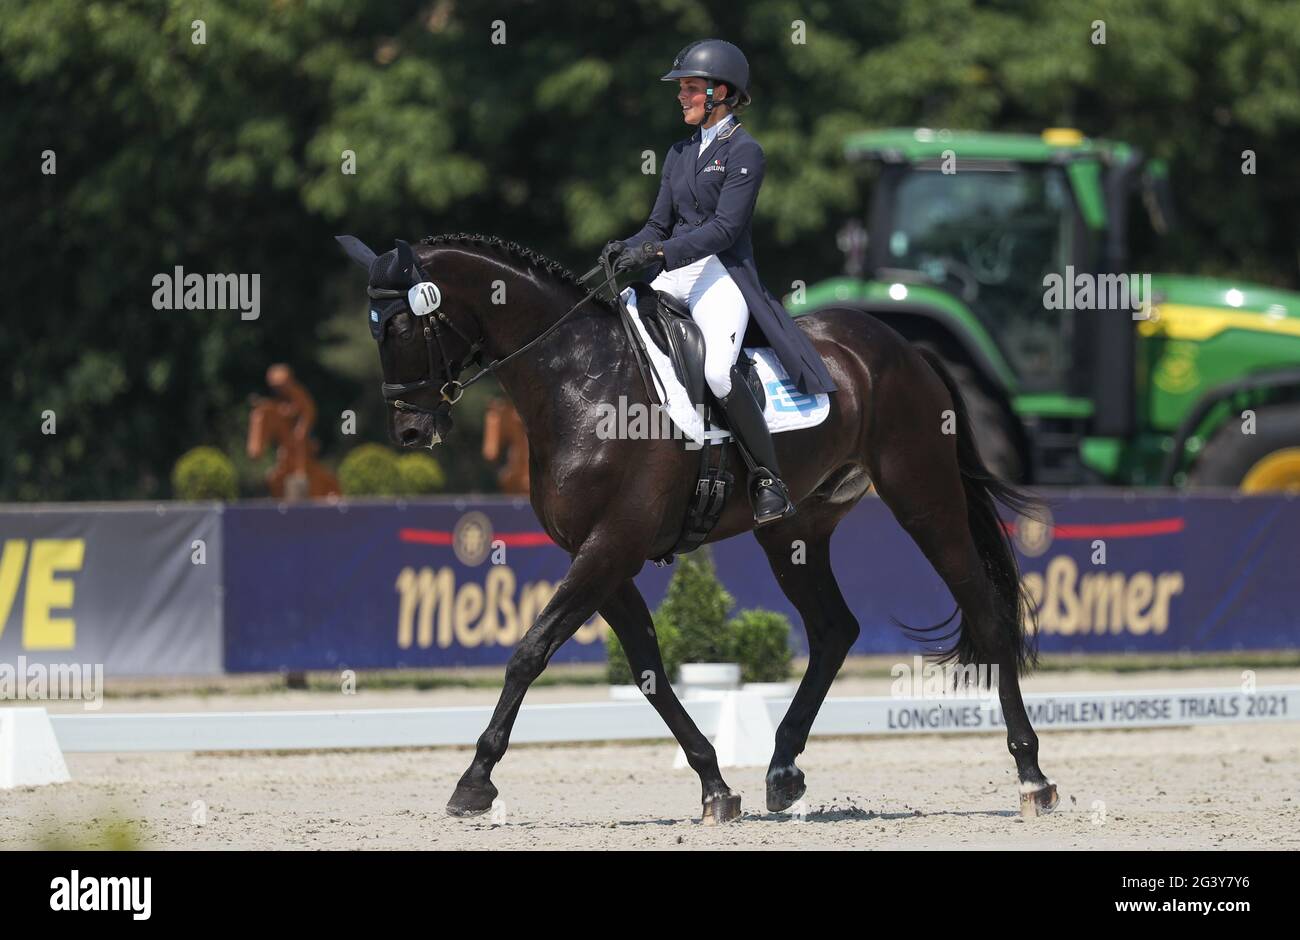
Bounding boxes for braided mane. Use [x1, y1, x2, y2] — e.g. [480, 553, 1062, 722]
[420, 233, 614, 310]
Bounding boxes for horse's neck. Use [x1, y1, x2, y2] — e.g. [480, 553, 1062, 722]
[438, 251, 624, 458]
[489, 299, 622, 457]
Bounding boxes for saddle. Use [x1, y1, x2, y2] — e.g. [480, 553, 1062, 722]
[624, 282, 768, 567]
[629, 282, 765, 422]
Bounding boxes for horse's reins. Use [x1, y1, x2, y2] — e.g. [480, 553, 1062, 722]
[370, 257, 625, 417]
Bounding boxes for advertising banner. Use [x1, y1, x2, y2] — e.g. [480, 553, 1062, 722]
[697, 491, 1300, 655]
[222, 499, 612, 671]
[0, 503, 224, 678]
[133, 490, 1300, 673]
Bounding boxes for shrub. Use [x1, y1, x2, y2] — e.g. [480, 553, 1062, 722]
[338, 444, 401, 496]
[171, 446, 237, 500]
[603, 546, 792, 684]
[726, 609, 793, 683]
[395, 451, 445, 493]
[605, 630, 633, 686]
[657, 548, 734, 665]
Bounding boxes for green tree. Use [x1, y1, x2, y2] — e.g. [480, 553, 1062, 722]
[4, 0, 1297, 501]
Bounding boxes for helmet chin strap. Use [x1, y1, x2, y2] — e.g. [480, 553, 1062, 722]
[695, 83, 715, 127]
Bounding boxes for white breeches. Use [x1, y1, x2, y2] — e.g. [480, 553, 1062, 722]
[649, 254, 749, 398]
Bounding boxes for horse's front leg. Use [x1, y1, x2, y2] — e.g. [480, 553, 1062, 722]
[446, 535, 636, 817]
[601, 579, 741, 823]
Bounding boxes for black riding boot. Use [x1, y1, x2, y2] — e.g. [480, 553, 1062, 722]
[717, 365, 795, 526]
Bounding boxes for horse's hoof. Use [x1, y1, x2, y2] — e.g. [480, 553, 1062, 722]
[1019, 781, 1059, 818]
[701, 791, 742, 826]
[765, 767, 806, 813]
[446, 781, 499, 818]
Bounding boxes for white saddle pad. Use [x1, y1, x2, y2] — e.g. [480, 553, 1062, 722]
[620, 287, 831, 446]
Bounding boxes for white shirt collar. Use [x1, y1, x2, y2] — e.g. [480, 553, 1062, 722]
[699, 113, 734, 152]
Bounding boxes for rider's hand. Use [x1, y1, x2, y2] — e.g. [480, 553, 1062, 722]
[600, 240, 626, 268]
[612, 241, 662, 275]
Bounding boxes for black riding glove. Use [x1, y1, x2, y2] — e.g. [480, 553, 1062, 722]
[612, 241, 663, 275]
[600, 240, 626, 268]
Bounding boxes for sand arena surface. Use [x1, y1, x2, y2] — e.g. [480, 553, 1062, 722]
[5, 668, 1298, 850]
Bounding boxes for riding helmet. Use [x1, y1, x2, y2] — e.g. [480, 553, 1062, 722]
[661, 39, 751, 107]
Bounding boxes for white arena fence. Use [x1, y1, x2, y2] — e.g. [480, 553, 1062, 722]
[4, 686, 1298, 787]
[41, 685, 1300, 751]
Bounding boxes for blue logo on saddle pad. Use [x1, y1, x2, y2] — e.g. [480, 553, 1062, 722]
[766, 379, 819, 414]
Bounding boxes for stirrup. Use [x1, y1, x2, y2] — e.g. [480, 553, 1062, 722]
[751, 473, 794, 526]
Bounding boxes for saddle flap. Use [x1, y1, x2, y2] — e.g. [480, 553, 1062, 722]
[657, 291, 691, 321]
[630, 282, 707, 409]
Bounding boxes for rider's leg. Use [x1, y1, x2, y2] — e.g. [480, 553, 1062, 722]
[688, 258, 794, 525]
[648, 260, 687, 303]
[689, 259, 748, 398]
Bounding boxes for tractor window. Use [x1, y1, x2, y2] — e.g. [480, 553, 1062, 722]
[887, 165, 1077, 391]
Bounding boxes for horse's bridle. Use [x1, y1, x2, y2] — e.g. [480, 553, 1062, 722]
[372, 258, 619, 419]
[368, 280, 483, 415]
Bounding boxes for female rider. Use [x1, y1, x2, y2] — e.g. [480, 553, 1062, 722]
[601, 39, 837, 526]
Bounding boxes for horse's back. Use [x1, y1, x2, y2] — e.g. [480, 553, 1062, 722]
[791, 305, 926, 391]
[795, 304, 911, 352]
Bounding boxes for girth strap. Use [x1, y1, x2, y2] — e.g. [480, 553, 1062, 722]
[651, 427, 734, 567]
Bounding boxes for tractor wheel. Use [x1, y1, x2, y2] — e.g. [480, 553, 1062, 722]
[1189, 402, 1300, 491]
[917, 346, 1025, 483]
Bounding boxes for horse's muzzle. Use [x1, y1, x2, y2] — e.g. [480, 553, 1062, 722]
[391, 405, 454, 449]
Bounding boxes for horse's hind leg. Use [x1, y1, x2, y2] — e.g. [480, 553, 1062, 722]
[871, 435, 1056, 816]
[753, 508, 861, 812]
[601, 580, 740, 823]
[446, 538, 636, 818]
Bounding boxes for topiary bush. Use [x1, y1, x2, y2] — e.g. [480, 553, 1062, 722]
[172, 446, 237, 500]
[657, 548, 734, 665]
[338, 443, 402, 496]
[726, 609, 794, 683]
[605, 630, 634, 686]
[395, 451, 446, 493]
[604, 546, 793, 685]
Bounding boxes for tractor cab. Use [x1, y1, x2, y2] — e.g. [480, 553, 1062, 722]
[802, 127, 1189, 485]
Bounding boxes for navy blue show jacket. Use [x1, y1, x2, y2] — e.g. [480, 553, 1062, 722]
[622, 121, 837, 396]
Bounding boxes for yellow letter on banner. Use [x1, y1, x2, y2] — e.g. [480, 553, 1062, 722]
[0, 540, 29, 641]
[23, 539, 84, 650]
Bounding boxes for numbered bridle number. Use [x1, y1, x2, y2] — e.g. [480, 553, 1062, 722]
[408, 281, 442, 317]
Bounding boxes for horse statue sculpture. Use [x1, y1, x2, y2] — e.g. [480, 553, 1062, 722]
[337, 233, 1056, 824]
[246, 364, 340, 500]
[482, 397, 530, 495]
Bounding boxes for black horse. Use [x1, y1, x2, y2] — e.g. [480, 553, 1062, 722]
[337, 233, 1057, 823]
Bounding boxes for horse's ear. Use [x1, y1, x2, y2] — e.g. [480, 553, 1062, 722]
[335, 235, 377, 270]
[394, 239, 418, 281]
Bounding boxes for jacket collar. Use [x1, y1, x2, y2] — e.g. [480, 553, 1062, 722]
[699, 113, 734, 150]
[694, 119, 741, 174]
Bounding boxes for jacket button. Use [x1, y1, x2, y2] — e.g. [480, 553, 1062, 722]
[693, 201, 699, 209]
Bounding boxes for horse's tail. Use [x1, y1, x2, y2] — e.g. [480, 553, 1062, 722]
[914, 347, 1042, 677]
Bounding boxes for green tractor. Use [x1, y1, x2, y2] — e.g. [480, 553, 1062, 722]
[792, 127, 1300, 490]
